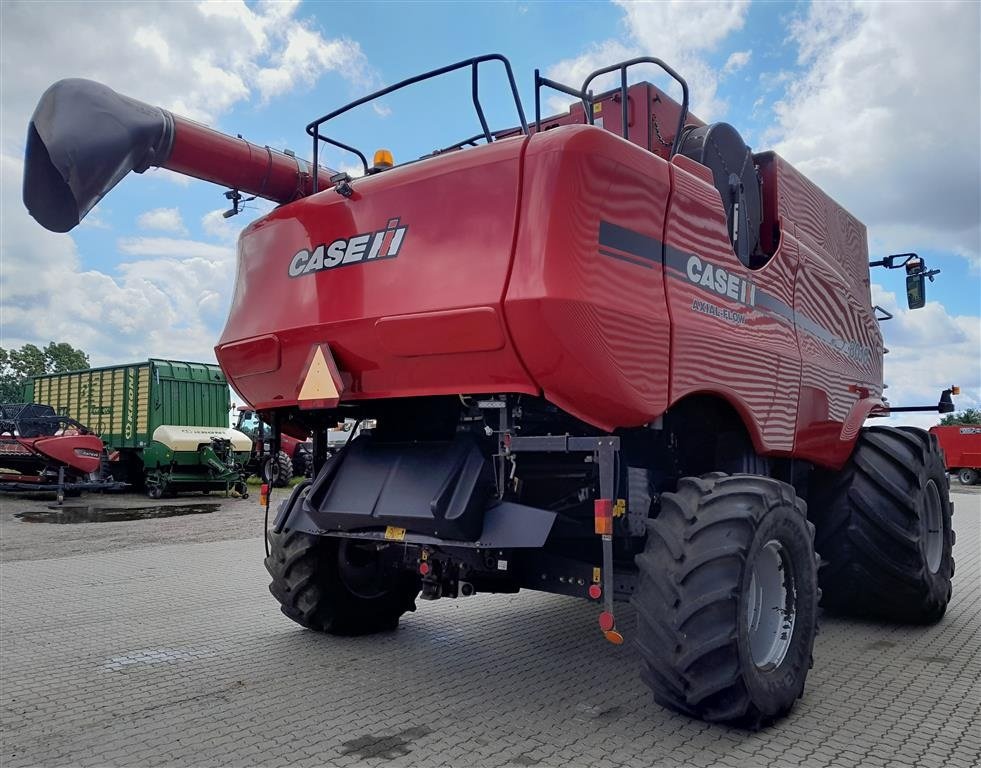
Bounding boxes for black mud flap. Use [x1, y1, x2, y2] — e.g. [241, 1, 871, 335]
[278, 435, 556, 548]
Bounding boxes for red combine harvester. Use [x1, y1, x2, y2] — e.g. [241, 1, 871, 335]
[930, 425, 981, 485]
[0, 403, 120, 497]
[23, 55, 956, 728]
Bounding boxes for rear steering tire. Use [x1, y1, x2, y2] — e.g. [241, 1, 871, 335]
[809, 426, 954, 624]
[265, 529, 419, 635]
[632, 474, 819, 730]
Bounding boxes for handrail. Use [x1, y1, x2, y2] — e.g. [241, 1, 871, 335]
[534, 56, 690, 157]
[306, 53, 528, 192]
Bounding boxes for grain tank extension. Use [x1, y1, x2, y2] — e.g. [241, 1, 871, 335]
[23, 55, 955, 730]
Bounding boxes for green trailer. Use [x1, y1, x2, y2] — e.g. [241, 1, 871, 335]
[25, 359, 251, 497]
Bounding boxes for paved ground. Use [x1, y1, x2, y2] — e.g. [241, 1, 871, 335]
[1, 488, 979, 768]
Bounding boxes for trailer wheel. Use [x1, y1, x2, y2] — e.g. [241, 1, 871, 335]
[265, 529, 419, 635]
[632, 474, 818, 730]
[262, 451, 294, 488]
[810, 426, 954, 623]
[958, 467, 978, 486]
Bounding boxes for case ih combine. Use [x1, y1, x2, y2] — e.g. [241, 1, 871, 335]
[23, 55, 955, 729]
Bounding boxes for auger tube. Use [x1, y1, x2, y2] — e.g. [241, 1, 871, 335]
[23, 79, 325, 233]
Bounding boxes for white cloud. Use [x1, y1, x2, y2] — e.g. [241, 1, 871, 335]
[546, 1, 750, 120]
[723, 50, 751, 75]
[0, 1, 377, 367]
[0, 0, 374, 156]
[771, 1, 981, 269]
[0, 155, 231, 365]
[872, 283, 981, 429]
[137, 207, 187, 235]
[201, 209, 239, 242]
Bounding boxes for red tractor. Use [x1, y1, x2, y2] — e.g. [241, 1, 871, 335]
[23, 55, 955, 729]
[235, 406, 312, 487]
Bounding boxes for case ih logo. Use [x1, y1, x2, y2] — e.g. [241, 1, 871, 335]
[288, 218, 408, 278]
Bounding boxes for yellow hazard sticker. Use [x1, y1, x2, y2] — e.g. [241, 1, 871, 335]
[384, 526, 406, 541]
[613, 499, 626, 518]
[592, 102, 602, 114]
[592, 567, 601, 583]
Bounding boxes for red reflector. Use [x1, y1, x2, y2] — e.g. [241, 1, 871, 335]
[594, 499, 613, 535]
[419, 562, 430, 576]
[598, 611, 615, 632]
[588, 584, 602, 600]
[260, 483, 269, 495]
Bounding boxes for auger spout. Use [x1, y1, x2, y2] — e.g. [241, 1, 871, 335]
[23, 79, 323, 233]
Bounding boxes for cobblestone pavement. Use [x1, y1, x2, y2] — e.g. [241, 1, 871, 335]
[1, 491, 979, 767]
[0, 490, 261, 563]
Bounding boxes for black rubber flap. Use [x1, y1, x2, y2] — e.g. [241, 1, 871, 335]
[23, 79, 174, 232]
[302, 435, 493, 540]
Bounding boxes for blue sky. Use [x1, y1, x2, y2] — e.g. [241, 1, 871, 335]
[1, 0, 978, 426]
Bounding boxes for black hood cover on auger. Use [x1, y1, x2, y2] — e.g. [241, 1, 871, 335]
[23, 79, 175, 233]
[679, 122, 762, 268]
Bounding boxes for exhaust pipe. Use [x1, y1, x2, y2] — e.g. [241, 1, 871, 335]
[23, 79, 324, 233]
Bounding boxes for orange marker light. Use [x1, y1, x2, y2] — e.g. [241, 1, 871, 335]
[594, 499, 612, 535]
[603, 630, 624, 645]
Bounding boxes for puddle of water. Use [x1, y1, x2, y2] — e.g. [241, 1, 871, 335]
[16, 503, 220, 524]
[102, 647, 217, 671]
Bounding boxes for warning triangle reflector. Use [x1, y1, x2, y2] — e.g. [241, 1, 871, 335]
[298, 346, 340, 402]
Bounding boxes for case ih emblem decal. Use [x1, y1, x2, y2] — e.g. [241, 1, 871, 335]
[288, 217, 408, 277]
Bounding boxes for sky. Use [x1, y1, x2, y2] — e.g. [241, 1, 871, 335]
[0, 0, 978, 429]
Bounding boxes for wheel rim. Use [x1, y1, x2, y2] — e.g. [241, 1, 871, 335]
[746, 539, 797, 670]
[922, 479, 944, 573]
[337, 541, 390, 599]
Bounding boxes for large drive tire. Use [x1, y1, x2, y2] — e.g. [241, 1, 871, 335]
[632, 474, 819, 730]
[262, 451, 294, 488]
[265, 529, 419, 635]
[810, 426, 954, 624]
[958, 468, 978, 486]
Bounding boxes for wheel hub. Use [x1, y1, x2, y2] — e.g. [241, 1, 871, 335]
[746, 539, 797, 670]
[337, 540, 391, 599]
[922, 479, 944, 574]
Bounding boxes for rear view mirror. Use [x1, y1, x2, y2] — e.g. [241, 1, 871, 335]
[906, 273, 926, 309]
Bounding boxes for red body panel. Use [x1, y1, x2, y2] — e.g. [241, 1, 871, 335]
[218, 137, 537, 410]
[930, 426, 981, 470]
[504, 126, 671, 430]
[217, 84, 882, 469]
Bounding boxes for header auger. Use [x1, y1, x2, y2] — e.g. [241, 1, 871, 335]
[23, 54, 954, 730]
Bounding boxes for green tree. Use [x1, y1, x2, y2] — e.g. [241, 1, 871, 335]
[939, 408, 981, 426]
[0, 342, 90, 402]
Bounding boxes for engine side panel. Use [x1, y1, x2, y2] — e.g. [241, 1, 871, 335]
[504, 126, 672, 430]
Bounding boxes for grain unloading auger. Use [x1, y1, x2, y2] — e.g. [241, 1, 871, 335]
[23, 78, 325, 232]
[24, 54, 956, 731]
